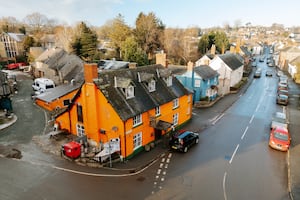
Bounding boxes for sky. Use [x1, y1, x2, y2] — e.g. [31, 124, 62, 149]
[1, 0, 299, 28]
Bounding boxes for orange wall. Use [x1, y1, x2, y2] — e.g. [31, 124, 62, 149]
[55, 82, 193, 159]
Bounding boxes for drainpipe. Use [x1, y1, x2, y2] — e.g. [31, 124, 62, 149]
[123, 121, 126, 160]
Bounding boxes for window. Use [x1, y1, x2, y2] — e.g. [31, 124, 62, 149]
[148, 79, 156, 92]
[133, 114, 142, 127]
[173, 98, 179, 109]
[133, 132, 142, 150]
[173, 113, 179, 126]
[76, 124, 85, 137]
[77, 104, 83, 122]
[164, 76, 172, 86]
[125, 85, 134, 99]
[63, 99, 71, 106]
[155, 106, 160, 116]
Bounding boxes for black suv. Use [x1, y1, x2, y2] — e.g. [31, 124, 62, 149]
[169, 130, 199, 153]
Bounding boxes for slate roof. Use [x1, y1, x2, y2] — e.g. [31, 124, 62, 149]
[94, 65, 191, 121]
[194, 65, 219, 80]
[6, 33, 25, 42]
[98, 60, 129, 70]
[240, 46, 251, 56]
[218, 53, 243, 70]
[35, 48, 84, 83]
[36, 83, 81, 103]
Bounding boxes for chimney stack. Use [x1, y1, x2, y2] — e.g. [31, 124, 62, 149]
[84, 63, 98, 83]
[211, 44, 216, 55]
[156, 51, 168, 67]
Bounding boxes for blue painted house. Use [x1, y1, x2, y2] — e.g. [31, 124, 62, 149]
[175, 64, 219, 102]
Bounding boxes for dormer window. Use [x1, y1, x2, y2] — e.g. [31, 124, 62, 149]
[124, 84, 134, 99]
[148, 79, 156, 92]
[164, 76, 172, 86]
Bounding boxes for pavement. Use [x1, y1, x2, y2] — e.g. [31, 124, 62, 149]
[1, 70, 300, 199]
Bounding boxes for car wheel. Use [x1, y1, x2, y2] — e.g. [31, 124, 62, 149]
[195, 138, 199, 144]
[183, 146, 188, 153]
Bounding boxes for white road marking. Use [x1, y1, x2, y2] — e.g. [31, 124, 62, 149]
[241, 126, 249, 140]
[223, 172, 228, 200]
[212, 113, 225, 125]
[164, 164, 168, 169]
[168, 153, 172, 158]
[249, 115, 255, 124]
[161, 158, 165, 163]
[229, 144, 239, 164]
[166, 158, 170, 163]
[157, 169, 161, 175]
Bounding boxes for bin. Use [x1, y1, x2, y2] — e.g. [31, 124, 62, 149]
[62, 141, 81, 159]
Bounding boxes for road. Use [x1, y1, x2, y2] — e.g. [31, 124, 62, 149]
[0, 54, 293, 200]
[148, 55, 290, 199]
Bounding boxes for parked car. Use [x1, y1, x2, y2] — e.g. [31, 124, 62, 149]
[6, 62, 27, 70]
[276, 94, 288, 106]
[277, 83, 288, 91]
[169, 130, 199, 153]
[277, 89, 288, 96]
[265, 70, 273, 77]
[277, 70, 284, 77]
[271, 112, 288, 130]
[32, 78, 55, 91]
[254, 70, 262, 78]
[269, 126, 291, 151]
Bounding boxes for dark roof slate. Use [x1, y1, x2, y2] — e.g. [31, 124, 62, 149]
[94, 65, 191, 121]
[219, 53, 243, 70]
[194, 65, 219, 80]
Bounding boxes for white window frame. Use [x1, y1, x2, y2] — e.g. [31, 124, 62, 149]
[173, 98, 179, 109]
[133, 114, 142, 127]
[164, 76, 172, 86]
[125, 85, 134, 99]
[133, 132, 142, 150]
[173, 113, 179, 126]
[76, 123, 85, 137]
[148, 79, 156, 92]
[155, 106, 160, 116]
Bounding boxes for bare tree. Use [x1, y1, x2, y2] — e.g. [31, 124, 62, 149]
[23, 12, 49, 33]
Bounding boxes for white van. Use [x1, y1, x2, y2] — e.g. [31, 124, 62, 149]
[32, 78, 55, 93]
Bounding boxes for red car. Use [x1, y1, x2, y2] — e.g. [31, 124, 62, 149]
[6, 62, 26, 70]
[269, 126, 291, 151]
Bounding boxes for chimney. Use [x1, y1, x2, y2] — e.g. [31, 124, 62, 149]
[84, 63, 98, 83]
[129, 62, 137, 68]
[211, 44, 216, 55]
[230, 45, 236, 53]
[156, 52, 168, 67]
[187, 61, 194, 72]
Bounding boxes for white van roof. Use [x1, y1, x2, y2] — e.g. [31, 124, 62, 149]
[34, 78, 55, 85]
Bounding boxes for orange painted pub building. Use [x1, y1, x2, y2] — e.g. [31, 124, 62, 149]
[55, 63, 192, 159]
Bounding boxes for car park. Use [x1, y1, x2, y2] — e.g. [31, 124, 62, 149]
[269, 126, 290, 152]
[271, 112, 288, 130]
[276, 94, 288, 105]
[169, 130, 199, 153]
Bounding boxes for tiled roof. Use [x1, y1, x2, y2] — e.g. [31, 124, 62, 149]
[94, 65, 191, 121]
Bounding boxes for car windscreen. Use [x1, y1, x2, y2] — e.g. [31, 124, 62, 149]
[274, 132, 289, 141]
